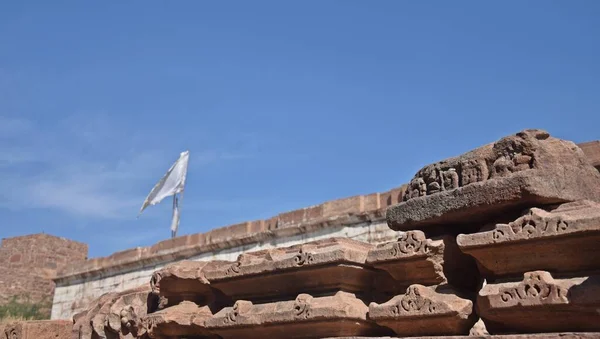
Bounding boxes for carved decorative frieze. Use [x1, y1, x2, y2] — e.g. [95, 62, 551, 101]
[369, 285, 476, 336]
[367, 231, 479, 290]
[388, 129, 600, 231]
[477, 271, 600, 333]
[457, 200, 600, 278]
[203, 238, 386, 301]
[205, 292, 389, 339]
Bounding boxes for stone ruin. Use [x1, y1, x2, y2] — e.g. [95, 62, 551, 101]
[4, 129, 600, 339]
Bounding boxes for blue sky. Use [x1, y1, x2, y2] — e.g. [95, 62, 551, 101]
[1, 1, 599, 258]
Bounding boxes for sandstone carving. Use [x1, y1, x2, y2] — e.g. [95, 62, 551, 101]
[149, 260, 230, 309]
[204, 291, 390, 339]
[368, 285, 476, 336]
[3, 321, 71, 339]
[366, 231, 479, 290]
[387, 129, 600, 231]
[72, 285, 155, 339]
[477, 271, 600, 333]
[140, 301, 216, 339]
[203, 238, 389, 301]
[458, 200, 600, 278]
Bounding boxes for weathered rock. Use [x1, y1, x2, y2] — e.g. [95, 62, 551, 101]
[387, 129, 600, 231]
[327, 333, 600, 339]
[457, 200, 600, 278]
[205, 291, 390, 339]
[368, 285, 476, 336]
[72, 285, 155, 339]
[204, 238, 388, 302]
[140, 301, 216, 339]
[150, 260, 230, 310]
[366, 231, 479, 291]
[4, 320, 71, 339]
[477, 271, 600, 333]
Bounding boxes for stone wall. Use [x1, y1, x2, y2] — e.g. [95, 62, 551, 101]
[50, 138, 600, 322]
[0, 234, 88, 318]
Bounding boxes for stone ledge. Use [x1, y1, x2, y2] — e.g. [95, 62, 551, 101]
[457, 200, 600, 278]
[54, 208, 387, 283]
[327, 334, 600, 339]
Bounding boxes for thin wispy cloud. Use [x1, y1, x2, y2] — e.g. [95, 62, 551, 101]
[0, 114, 254, 220]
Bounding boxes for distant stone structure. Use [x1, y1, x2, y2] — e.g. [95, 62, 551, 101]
[3, 129, 600, 339]
[0, 234, 87, 318]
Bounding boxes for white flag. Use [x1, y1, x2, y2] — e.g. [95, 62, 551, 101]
[139, 151, 190, 215]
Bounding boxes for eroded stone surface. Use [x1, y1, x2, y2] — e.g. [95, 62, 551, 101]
[3, 320, 71, 339]
[367, 231, 479, 290]
[369, 285, 476, 336]
[150, 260, 230, 309]
[458, 200, 600, 278]
[477, 271, 600, 333]
[388, 129, 600, 231]
[204, 238, 386, 302]
[140, 301, 215, 339]
[327, 334, 600, 339]
[72, 285, 155, 339]
[205, 291, 390, 339]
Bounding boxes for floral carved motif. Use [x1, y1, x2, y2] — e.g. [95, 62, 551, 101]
[294, 248, 314, 266]
[499, 271, 567, 305]
[394, 286, 436, 315]
[390, 231, 430, 257]
[293, 294, 313, 319]
[492, 208, 569, 241]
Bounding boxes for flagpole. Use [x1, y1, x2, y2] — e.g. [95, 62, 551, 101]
[171, 194, 177, 238]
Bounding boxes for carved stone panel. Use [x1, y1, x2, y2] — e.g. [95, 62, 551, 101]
[477, 271, 600, 333]
[457, 200, 600, 278]
[387, 129, 600, 231]
[203, 238, 388, 302]
[369, 285, 476, 336]
[204, 291, 391, 339]
[366, 231, 479, 291]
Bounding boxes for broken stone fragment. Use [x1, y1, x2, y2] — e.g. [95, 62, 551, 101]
[140, 301, 216, 339]
[4, 320, 71, 339]
[204, 291, 391, 339]
[368, 284, 476, 337]
[457, 200, 600, 279]
[366, 230, 479, 291]
[387, 129, 600, 231]
[477, 271, 600, 333]
[71, 285, 154, 339]
[150, 260, 230, 309]
[203, 238, 387, 302]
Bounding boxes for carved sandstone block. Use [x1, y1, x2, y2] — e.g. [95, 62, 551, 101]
[203, 238, 388, 302]
[325, 333, 600, 339]
[387, 129, 600, 231]
[369, 285, 476, 336]
[204, 291, 390, 339]
[150, 260, 230, 309]
[477, 271, 600, 333]
[4, 321, 71, 339]
[72, 285, 155, 339]
[366, 231, 479, 291]
[140, 301, 216, 339]
[457, 200, 600, 278]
